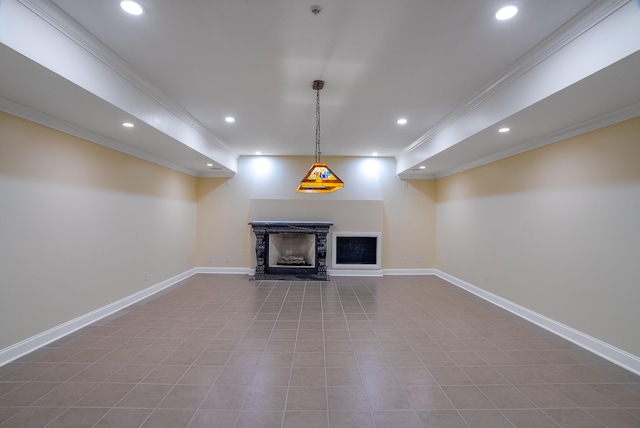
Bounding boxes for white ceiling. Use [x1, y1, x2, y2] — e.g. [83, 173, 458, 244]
[1, 0, 639, 178]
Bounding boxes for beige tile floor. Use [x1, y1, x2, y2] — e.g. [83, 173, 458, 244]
[0, 274, 639, 427]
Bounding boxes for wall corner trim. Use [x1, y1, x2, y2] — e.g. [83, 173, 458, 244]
[433, 269, 640, 376]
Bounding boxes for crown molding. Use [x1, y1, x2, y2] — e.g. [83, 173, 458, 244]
[434, 101, 640, 179]
[0, 96, 208, 177]
[16, 0, 231, 154]
[399, 0, 629, 158]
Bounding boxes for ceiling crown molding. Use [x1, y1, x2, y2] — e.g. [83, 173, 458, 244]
[399, 0, 630, 158]
[16, 0, 232, 155]
[0, 96, 190, 176]
[433, 101, 640, 179]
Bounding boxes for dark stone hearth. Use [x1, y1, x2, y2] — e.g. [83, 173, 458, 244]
[249, 221, 332, 281]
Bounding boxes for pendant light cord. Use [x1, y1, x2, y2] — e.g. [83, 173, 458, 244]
[315, 87, 321, 163]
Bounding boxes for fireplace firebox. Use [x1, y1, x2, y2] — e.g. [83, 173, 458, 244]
[249, 221, 332, 280]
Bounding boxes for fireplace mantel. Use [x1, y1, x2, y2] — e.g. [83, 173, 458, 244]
[249, 221, 332, 281]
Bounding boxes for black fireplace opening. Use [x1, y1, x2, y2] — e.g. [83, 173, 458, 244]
[249, 221, 332, 280]
[335, 236, 377, 265]
[268, 233, 316, 272]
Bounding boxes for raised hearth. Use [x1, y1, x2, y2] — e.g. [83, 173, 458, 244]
[249, 221, 332, 281]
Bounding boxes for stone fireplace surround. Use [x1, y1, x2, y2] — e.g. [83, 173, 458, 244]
[249, 221, 332, 280]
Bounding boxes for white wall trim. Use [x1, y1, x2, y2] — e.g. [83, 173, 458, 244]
[396, 0, 635, 175]
[383, 268, 437, 276]
[398, 0, 628, 160]
[433, 269, 640, 376]
[3, 0, 237, 173]
[0, 268, 198, 367]
[197, 267, 253, 275]
[0, 97, 200, 177]
[3, 267, 638, 377]
[433, 101, 640, 179]
[329, 269, 383, 277]
[331, 232, 382, 270]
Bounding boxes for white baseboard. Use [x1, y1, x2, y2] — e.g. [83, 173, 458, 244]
[329, 269, 383, 277]
[433, 269, 640, 376]
[197, 267, 253, 275]
[383, 268, 437, 276]
[4, 267, 638, 377]
[0, 268, 198, 367]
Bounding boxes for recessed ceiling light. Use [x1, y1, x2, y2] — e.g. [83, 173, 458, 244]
[255, 151, 262, 155]
[206, 163, 213, 167]
[495, 5, 518, 20]
[120, 1, 144, 15]
[419, 165, 426, 170]
[225, 116, 236, 123]
[372, 152, 378, 157]
[122, 122, 134, 128]
[498, 127, 511, 133]
[397, 118, 408, 125]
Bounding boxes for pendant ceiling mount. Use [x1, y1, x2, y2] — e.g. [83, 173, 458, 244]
[296, 80, 344, 193]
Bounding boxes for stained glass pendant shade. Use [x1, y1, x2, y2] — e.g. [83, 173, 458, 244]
[297, 162, 344, 193]
[296, 80, 344, 193]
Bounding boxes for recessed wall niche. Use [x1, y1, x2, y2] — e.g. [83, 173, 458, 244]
[332, 231, 382, 270]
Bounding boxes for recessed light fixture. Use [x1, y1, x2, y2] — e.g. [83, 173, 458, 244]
[419, 165, 426, 170]
[255, 151, 262, 155]
[397, 118, 408, 125]
[498, 127, 511, 133]
[122, 122, 134, 128]
[206, 163, 213, 167]
[496, 5, 518, 20]
[225, 116, 236, 123]
[372, 152, 378, 157]
[120, 1, 144, 15]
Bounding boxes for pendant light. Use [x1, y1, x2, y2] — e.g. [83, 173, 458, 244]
[296, 80, 344, 193]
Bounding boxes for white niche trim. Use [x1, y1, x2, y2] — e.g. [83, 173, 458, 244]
[331, 232, 382, 270]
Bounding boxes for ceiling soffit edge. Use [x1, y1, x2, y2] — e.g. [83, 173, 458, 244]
[397, 172, 437, 180]
[15, 0, 232, 156]
[432, 102, 640, 180]
[0, 95, 239, 177]
[398, 0, 629, 159]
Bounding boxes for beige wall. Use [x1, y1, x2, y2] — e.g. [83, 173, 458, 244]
[0, 112, 437, 351]
[436, 116, 640, 356]
[5, 106, 637, 361]
[0, 112, 198, 348]
[196, 156, 437, 270]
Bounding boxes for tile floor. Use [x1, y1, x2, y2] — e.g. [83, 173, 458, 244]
[0, 274, 639, 427]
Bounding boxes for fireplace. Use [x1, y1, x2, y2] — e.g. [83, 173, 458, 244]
[249, 221, 332, 280]
[269, 234, 316, 268]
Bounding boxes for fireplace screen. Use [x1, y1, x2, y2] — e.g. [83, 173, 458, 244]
[336, 236, 377, 264]
[332, 232, 382, 270]
[268, 233, 315, 268]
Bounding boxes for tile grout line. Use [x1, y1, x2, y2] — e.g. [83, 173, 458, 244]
[280, 280, 305, 428]
[337, 278, 377, 426]
[320, 280, 329, 428]
[226, 279, 289, 428]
